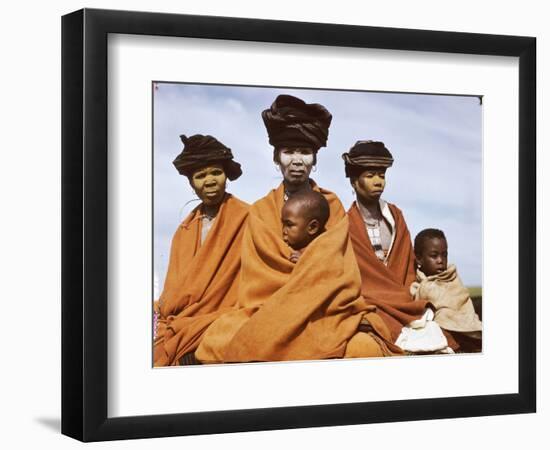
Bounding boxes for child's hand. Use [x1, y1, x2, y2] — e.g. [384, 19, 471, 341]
[289, 250, 302, 263]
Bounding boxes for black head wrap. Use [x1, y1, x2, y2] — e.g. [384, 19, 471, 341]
[342, 140, 394, 178]
[262, 95, 332, 150]
[172, 134, 242, 180]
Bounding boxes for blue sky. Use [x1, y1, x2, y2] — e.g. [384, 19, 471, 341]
[153, 83, 482, 294]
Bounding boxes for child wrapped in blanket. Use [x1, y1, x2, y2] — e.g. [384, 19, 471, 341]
[411, 228, 482, 352]
[281, 190, 329, 263]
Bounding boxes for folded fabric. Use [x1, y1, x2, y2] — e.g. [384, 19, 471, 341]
[153, 194, 249, 366]
[196, 182, 398, 363]
[394, 309, 449, 353]
[410, 265, 482, 335]
[347, 201, 432, 342]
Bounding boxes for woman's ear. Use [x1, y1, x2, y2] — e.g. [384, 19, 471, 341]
[273, 148, 280, 164]
[273, 148, 281, 172]
[188, 177, 198, 196]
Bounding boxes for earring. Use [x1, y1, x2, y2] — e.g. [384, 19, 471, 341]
[312, 165, 317, 173]
[275, 164, 280, 172]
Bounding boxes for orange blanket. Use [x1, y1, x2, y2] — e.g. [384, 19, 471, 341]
[196, 182, 395, 363]
[347, 202, 431, 342]
[153, 194, 249, 366]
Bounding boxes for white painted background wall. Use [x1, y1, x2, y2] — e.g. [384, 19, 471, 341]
[0, 1, 545, 448]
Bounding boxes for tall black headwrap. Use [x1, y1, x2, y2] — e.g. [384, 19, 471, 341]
[262, 95, 332, 150]
[342, 140, 394, 178]
[172, 134, 242, 180]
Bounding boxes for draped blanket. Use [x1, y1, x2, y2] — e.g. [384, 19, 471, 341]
[153, 194, 249, 366]
[347, 202, 432, 343]
[196, 182, 394, 363]
[410, 265, 482, 335]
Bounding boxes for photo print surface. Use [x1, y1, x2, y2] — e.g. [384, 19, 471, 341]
[152, 82, 482, 367]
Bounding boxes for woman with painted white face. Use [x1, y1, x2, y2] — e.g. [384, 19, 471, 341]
[196, 95, 398, 363]
[153, 134, 249, 366]
[276, 147, 315, 196]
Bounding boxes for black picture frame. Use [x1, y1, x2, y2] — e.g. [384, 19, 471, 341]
[61, 8, 536, 442]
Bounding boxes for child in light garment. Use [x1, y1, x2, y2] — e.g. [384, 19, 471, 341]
[411, 228, 482, 352]
[281, 190, 330, 263]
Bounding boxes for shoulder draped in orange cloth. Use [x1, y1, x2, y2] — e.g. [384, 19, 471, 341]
[348, 201, 442, 342]
[153, 194, 249, 366]
[196, 183, 398, 363]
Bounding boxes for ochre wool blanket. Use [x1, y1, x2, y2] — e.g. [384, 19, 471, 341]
[153, 194, 249, 366]
[196, 182, 396, 363]
[347, 202, 435, 342]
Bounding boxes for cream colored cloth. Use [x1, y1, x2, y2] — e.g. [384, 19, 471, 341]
[394, 308, 451, 353]
[410, 265, 482, 336]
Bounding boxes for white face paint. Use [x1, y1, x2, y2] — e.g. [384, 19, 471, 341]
[277, 147, 315, 186]
[279, 151, 314, 168]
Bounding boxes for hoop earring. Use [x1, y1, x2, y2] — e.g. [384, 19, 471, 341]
[312, 165, 317, 173]
[274, 164, 280, 172]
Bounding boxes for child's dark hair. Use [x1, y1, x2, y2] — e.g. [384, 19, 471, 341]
[287, 191, 330, 230]
[414, 228, 447, 257]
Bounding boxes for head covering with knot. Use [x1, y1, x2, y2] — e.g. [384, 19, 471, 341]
[342, 140, 394, 177]
[172, 134, 242, 180]
[261, 94, 333, 151]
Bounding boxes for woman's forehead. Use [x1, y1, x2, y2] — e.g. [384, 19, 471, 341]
[279, 146, 314, 153]
[192, 163, 224, 175]
[360, 166, 387, 175]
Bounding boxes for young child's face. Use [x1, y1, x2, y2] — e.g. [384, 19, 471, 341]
[417, 237, 448, 276]
[281, 201, 317, 250]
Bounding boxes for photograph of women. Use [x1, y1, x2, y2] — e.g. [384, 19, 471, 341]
[152, 83, 482, 367]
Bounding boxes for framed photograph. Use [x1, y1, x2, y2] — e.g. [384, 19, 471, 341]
[62, 8, 536, 442]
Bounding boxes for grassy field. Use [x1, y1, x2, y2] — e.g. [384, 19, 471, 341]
[468, 286, 482, 298]
[467, 286, 482, 320]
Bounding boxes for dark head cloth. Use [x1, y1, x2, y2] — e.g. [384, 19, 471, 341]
[342, 140, 394, 177]
[262, 95, 332, 150]
[173, 134, 242, 180]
